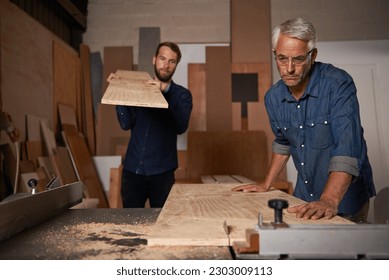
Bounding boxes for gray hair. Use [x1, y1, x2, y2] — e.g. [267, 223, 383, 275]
[272, 18, 317, 50]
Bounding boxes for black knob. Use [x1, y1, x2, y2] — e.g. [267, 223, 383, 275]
[268, 199, 288, 224]
[28, 178, 38, 188]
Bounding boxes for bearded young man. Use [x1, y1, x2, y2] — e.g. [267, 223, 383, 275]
[233, 18, 375, 222]
[116, 42, 192, 208]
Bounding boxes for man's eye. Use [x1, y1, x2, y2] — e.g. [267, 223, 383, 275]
[278, 56, 288, 63]
[294, 56, 305, 62]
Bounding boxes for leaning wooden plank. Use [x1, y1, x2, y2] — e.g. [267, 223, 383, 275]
[65, 131, 109, 208]
[147, 184, 353, 247]
[0, 181, 83, 242]
[101, 70, 168, 108]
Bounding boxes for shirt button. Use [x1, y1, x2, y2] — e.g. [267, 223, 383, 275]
[304, 180, 308, 184]
[299, 125, 303, 129]
[310, 194, 314, 197]
[310, 123, 314, 126]
[301, 144, 305, 148]
[297, 105, 301, 109]
[301, 162, 304, 166]
[324, 120, 328, 124]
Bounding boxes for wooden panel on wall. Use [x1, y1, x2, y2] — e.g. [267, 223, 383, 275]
[138, 27, 160, 76]
[80, 44, 96, 156]
[96, 46, 133, 156]
[232, 102, 241, 131]
[53, 40, 81, 136]
[205, 46, 232, 131]
[248, 101, 287, 181]
[231, 62, 271, 102]
[186, 131, 269, 181]
[188, 63, 206, 131]
[231, 0, 271, 64]
[1, 1, 54, 141]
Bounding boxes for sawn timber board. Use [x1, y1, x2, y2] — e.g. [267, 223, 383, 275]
[101, 70, 168, 108]
[147, 184, 353, 247]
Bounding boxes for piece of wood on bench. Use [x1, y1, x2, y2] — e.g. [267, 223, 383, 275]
[201, 175, 256, 184]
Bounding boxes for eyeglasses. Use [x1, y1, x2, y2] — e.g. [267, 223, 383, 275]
[273, 49, 314, 66]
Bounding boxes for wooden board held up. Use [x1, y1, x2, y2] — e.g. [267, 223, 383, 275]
[101, 70, 168, 108]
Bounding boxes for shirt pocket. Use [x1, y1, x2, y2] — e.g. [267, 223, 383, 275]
[271, 121, 299, 147]
[306, 114, 333, 149]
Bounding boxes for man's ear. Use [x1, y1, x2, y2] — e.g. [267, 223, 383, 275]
[311, 48, 318, 64]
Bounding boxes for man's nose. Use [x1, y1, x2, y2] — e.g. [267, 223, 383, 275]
[287, 59, 295, 72]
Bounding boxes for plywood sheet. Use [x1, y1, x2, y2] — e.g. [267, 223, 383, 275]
[80, 44, 96, 155]
[186, 131, 269, 181]
[230, 0, 271, 63]
[101, 70, 168, 108]
[205, 46, 232, 131]
[138, 27, 160, 76]
[53, 40, 81, 135]
[147, 184, 354, 246]
[188, 63, 206, 131]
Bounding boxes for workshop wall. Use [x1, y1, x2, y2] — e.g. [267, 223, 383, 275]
[84, 0, 389, 63]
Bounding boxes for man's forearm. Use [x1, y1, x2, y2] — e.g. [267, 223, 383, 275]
[264, 153, 290, 188]
[320, 171, 352, 207]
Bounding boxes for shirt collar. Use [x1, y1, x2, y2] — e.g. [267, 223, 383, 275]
[279, 62, 320, 102]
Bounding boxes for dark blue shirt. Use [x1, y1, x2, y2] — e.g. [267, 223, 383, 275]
[116, 81, 192, 176]
[265, 62, 375, 215]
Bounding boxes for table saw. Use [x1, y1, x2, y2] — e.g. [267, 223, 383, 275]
[0, 182, 388, 260]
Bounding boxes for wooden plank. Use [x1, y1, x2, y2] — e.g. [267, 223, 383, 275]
[147, 184, 354, 246]
[231, 0, 271, 63]
[186, 131, 269, 182]
[101, 70, 168, 108]
[138, 27, 160, 76]
[58, 103, 78, 130]
[231, 175, 256, 184]
[200, 175, 217, 184]
[40, 119, 57, 156]
[65, 131, 108, 208]
[206, 46, 232, 131]
[80, 44, 96, 155]
[26, 115, 47, 141]
[53, 40, 81, 137]
[188, 63, 206, 131]
[50, 146, 78, 185]
[108, 166, 123, 208]
[213, 175, 240, 184]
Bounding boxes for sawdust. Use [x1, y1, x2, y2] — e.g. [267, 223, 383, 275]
[49, 222, 153, 260]
[35, 221, 229, 260]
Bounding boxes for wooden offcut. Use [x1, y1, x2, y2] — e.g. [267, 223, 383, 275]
[147, 184, 353, 246]
[101, 70, 168, 108]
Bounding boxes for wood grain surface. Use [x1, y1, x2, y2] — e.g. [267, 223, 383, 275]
[147, 184, 353, 246]
[101, 70, 168, 108]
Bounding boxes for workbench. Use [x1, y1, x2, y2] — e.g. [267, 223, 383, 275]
[0, 208, 231, 260]
[2, 183, 380, 260]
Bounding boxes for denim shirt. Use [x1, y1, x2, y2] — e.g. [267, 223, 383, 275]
[116, 81, 192, 176]
[265, 62, 375, 215]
